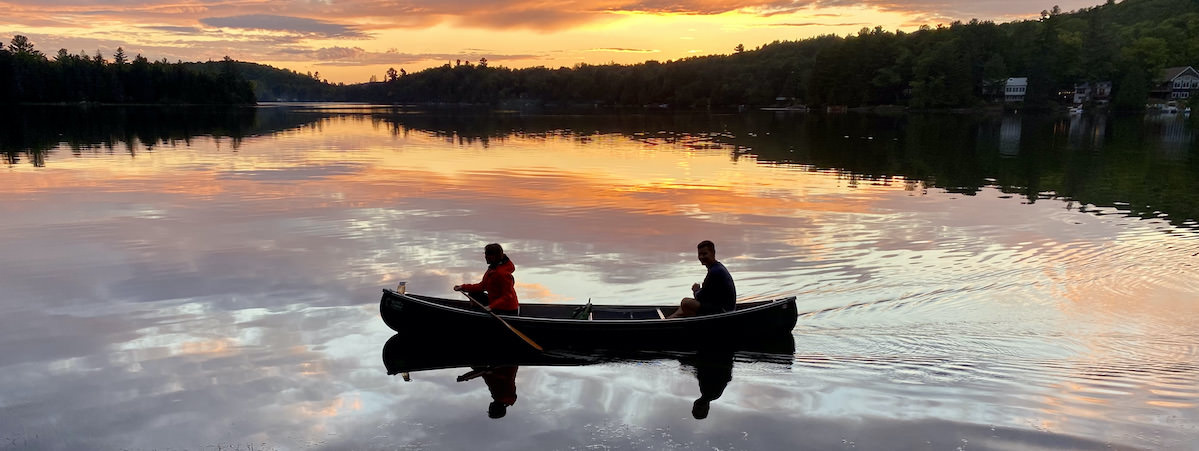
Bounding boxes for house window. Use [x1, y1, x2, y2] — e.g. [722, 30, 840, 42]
[1183, 92, 1191, 99]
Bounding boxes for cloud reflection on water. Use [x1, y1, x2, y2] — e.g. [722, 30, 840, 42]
[0, 109, 1197, 449]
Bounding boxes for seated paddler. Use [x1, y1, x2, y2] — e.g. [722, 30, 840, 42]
[453, 243, 520, 316]
[669, 240, 736, 318]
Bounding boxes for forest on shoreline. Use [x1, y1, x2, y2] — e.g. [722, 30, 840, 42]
[0, 37, 254, 105]
[2, 0, 1197, 110]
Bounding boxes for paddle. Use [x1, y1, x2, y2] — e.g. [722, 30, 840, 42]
[458, 291, 544, 352]
[456, 367, 490, 382]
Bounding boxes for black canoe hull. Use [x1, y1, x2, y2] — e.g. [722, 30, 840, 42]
[378, 290, 798, 350]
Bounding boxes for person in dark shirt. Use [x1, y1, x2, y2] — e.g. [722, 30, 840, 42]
[669, 240, 736, 318]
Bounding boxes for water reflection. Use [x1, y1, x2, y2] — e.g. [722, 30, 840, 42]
[0, 104, 333, 165]
[382, 332, 793, 421]
[999, 114, 1022, 157]
[457, 366, 519, 419]
[1, 105, 1197, 449]
[5, 105, 1197, 226]
[359, 109, 1196, 225]
[683, 349, 734, 419]
[1067, 112, 1106, 150]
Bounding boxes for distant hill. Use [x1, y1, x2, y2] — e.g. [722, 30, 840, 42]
[186, 61, 340, 102]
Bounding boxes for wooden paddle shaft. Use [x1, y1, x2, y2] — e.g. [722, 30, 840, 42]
[459, 291, 544, 351]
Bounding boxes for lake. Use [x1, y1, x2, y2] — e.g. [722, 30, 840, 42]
[1, 104, 1197, 450]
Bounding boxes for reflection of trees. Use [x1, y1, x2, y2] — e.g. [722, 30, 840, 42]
[0, 105, 330, 165]
[8, 106, 1196, 224]
[374, 111, 1199, 224]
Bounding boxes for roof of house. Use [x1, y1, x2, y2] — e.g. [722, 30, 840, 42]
[1158, 66, 1198, 82]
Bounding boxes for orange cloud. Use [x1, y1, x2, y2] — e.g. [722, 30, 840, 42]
[0, 0, 1100, 82]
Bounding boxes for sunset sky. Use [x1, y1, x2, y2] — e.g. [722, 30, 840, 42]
[2, 0, 1101, 84]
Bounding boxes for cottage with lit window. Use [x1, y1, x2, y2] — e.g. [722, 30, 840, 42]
[1152, 66, 1199, 100]
[1073, 81, 1112, 104]
[1004, 77, 1028, 103]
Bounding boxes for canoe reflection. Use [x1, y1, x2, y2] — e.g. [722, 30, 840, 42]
[382, 331, 794, 419]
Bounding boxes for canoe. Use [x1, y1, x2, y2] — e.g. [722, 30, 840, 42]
[378, 289, 798, 350]
[381, 330, 796, 375]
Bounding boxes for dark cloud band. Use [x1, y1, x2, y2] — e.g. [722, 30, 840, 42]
[143, 26, 207, 34]
[199, 14, 367, 38]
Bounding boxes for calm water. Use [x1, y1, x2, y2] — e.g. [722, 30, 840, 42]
[1, 105, 1197, 450]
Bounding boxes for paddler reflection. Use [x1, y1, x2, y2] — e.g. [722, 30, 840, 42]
[457, 366, 519, 418]
[382, 331, 794, 421]
[682, 349, 735, 420]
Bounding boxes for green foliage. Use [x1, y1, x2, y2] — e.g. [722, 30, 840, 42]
[0, 35, 255, 104]
[8, 35, 42, 58]
[186, 60, 336, 102]
[1113, 66, 1151, 109]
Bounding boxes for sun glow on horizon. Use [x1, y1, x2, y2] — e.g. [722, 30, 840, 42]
[0, 0, 1096, 83]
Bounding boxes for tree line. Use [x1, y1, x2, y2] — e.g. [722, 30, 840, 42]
[336, 0, 1198, 110]
[3, 0, 1197, 109]
[0, 36, 254, 104]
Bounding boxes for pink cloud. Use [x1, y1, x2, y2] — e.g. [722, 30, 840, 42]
[0, 0, 1103, 33]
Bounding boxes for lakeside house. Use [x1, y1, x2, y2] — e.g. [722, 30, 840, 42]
[1152, 66, 1199, 100]
[1004, 77, 1028, 103]
[1073, 81, 1112, 104]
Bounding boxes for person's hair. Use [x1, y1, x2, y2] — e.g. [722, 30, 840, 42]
[484, 243, 503, 256]
[697, 240, 715, 253]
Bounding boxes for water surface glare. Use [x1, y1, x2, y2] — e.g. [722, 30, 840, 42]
[1, 106, 1197, 450]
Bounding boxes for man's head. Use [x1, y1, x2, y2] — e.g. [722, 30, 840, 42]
[484, 243, 503, 265]
[696, 240, 716, 266]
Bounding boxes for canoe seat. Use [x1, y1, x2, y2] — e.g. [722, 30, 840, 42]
[656, 308, 666, 319]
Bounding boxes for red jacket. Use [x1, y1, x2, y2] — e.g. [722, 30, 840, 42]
[460, 257, 519, 311]
[483, 366, 518, 406]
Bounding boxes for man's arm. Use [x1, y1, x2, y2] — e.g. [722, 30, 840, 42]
[693, 270, 715, 302]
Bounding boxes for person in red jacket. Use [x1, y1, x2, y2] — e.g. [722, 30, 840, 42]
[453, 243, 520, 315]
